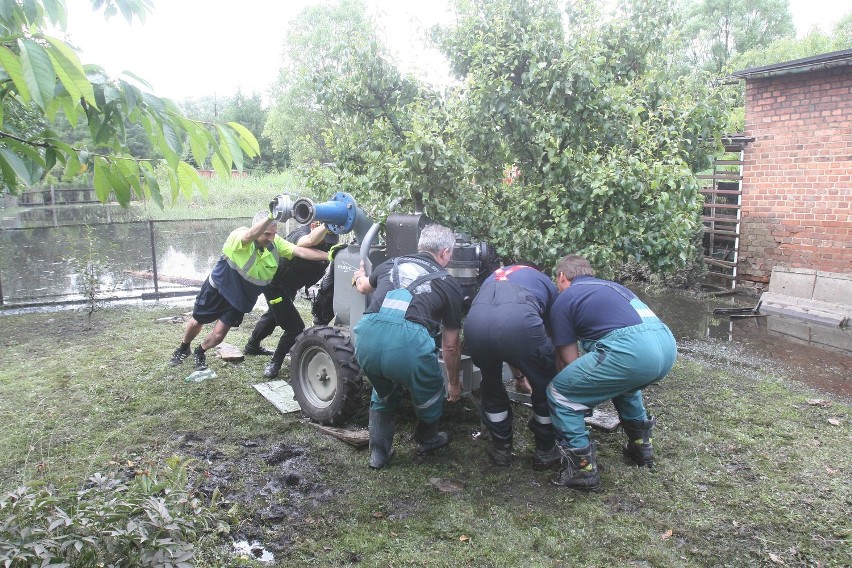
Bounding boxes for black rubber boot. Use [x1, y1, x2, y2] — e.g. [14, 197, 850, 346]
[532, 441, 561, 470]
[621, 416, 656, 467]
[529, 416, 559, 470]
[263, 358, 282, 379]
[368, 409, 396, 469]
[551, 443, 601, 492]
[413, 420, 450, 455]
[486, 434, 513, 467]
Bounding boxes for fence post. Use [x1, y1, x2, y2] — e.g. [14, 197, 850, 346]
[0, 272, 4, 307]
[149, 220, 159, 296]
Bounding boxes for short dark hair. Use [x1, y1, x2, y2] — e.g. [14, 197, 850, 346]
[554, 254, 594, 281]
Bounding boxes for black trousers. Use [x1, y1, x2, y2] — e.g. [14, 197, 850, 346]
[463, 281, 557, 448]
[248, 286, 304, 363]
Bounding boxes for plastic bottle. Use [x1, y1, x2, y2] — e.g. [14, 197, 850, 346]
[185, 369, 217, 383]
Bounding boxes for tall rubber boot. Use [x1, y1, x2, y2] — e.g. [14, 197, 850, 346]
[413, 420, 450, 455]
[486, 434, 513, 467]
[532, 441, 561, 471]
[529, 417, 560, 470]
[551, 443, 601, 492]
[621, 416, 656, 467]
[368, 409, 396, 469]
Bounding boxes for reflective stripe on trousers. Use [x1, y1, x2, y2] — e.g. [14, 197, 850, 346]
[353, 309, 446, 423]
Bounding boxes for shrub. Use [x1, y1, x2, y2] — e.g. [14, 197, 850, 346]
[0, 457, 227, 567]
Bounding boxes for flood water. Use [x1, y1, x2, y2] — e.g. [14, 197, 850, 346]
[1, 204, 849, 400]
[641, 291, 851, 400]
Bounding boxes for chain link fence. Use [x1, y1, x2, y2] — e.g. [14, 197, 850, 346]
[0, 216, 298, 309]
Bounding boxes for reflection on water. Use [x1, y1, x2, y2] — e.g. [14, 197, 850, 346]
[0, 218, 246, 305]
[640, 290, 851, 398]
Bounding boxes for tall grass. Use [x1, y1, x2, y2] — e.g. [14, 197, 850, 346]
[133, 170, 323, 221]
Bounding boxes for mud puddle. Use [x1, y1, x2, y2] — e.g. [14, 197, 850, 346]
[176, 433, 338, 562]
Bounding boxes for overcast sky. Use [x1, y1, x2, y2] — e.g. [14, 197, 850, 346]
[62, 0, 850, 102]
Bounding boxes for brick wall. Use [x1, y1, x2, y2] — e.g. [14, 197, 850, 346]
[739, 66, 851, 288]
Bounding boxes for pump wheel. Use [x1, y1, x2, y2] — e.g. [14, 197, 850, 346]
[290, 326, 363, 425]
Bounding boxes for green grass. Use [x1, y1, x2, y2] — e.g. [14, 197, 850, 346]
[0, 305, 849, 567]
[130, 171, 320, 221]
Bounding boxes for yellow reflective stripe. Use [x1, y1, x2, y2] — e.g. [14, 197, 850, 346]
[269, 296, 283, 305]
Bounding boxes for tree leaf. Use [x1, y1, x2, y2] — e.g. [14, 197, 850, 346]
[92, 157, 112, 202]
[0, 151, 21, 193]
[0, 46, 32, 103]
[42, 0, 66, 29]
[0, 148, 35, 186]
[177, 161, 205, 199]
[211, 152, 230, 181]
[227, 121, 260, 157]
[19, 38, 56, 110]
[43, 35, 96, 105]
[217, 125, 242, 171]
[141, 163, 163, 208]
[116, 158, 141, 197]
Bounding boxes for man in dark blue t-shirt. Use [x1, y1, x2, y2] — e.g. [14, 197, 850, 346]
[547, 255, 677, 491]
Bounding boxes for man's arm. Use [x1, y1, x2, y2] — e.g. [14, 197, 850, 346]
[352, 261, 374, 294]
[240, 216, 275, 246]
[291, 246, 332, 261]
[296, 224, 330, 247]
[442, 328, 462, 402]
[556, 343, 579, 371]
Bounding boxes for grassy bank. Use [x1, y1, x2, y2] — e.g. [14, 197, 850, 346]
[132, 170, 319, 221]
[0, 305, 849, 567]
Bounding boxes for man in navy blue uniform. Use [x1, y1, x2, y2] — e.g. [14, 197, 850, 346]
[463, 264, 561, 469]
[547, 255, 677, 491]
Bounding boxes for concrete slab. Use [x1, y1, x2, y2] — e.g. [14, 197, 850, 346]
[759, 267, 851, 327]
[813, 271, 852, 306]
[810, 325, 852, 355]
[760, 293, 848, 326]
[767, 268, 816, 298]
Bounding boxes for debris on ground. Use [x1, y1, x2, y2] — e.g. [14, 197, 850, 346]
[216, 342, 245, 362]
[309, 423, 369, 448]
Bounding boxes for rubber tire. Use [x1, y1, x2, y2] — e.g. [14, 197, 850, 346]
[290, 326, 363, 425]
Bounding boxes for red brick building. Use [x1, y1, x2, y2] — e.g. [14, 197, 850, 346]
[730, 50, 851, 288]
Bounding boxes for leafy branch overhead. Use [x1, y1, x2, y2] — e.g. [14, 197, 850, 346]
[0, 0, 260, 206]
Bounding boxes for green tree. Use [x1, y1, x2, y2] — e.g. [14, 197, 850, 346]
[284, 0, 726, 280]
[181, 91, 284, 172]
[430, 0, 726, 275]
[0, 0, 259, 206]
[681, 0, 796, 74]
[264, 0, 374, 168]
[731, 12, 852, 69]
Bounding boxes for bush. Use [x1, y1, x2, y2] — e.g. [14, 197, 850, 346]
[0, 457, 227, 567]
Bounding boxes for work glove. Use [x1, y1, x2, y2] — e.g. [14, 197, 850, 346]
[268, 194, 292, 222]
[327, 242, 346, 262]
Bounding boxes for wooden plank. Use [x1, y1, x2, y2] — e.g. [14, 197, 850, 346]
[703, 270, 736, 280]
[702, 216, 740, 223]
[697, 173, 743, 180]
[703, 228, 740, 236]
[704, 257, 737, 268]
[702, 203, 740, 209]
[699, 189, 742, 195]
[713, 159, 744, 165]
